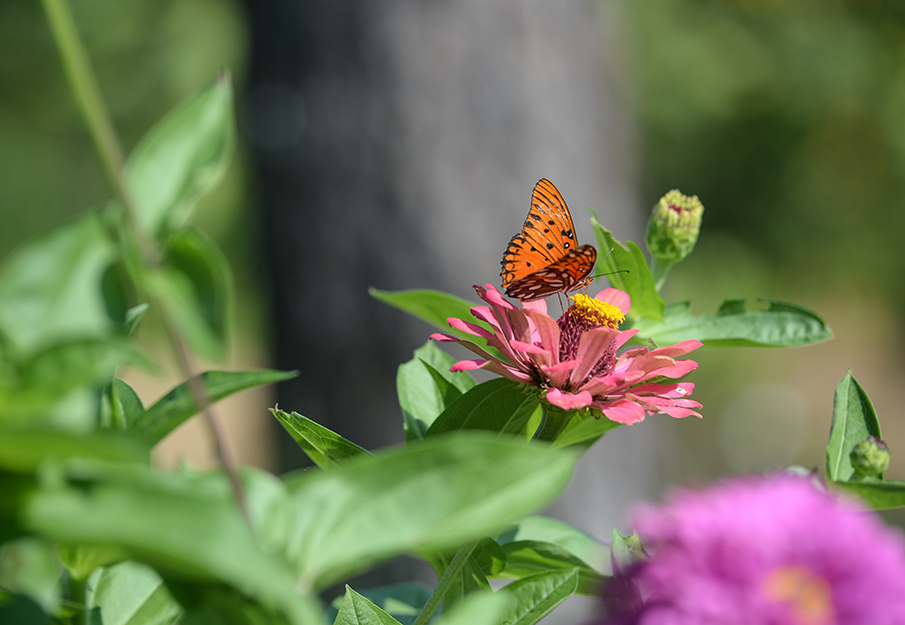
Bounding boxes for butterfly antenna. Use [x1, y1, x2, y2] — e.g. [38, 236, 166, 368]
[592, 247, 631, 280]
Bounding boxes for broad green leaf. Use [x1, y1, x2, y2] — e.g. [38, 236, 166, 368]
[0, 213, 120, 357]
[397, 341, 476, 442]
[421, 550, 491, 614]
[434, 591, 509, 625]
[826, 371, 882, 482]
[283, 433, 576, 589]
[58, 543, 126, 582]
[370, 288, 480, 341]
[552, 412, 621, 453]
[631, 300, 833, 348]
[0, 428, 149, 472]
[126, 76, 235, 236]
[327, 583, 431, 625]
[133, 369, 298, 444]
[426, 379, 538, 438]
[0, 592, 48, 625]
[334, 586, 403, 625]
[832, 479, 905, 511]
[499, 569, 579, 625]
[270, 409, 371, 469]
[0, 539, 61, 614]
[497, 517, 609, 574]
[472, 537, 508, 577]
[166, 582, 297, 625]
[107, 378, 146, 430]
[86, 560, 183, 625]
[588, 213, 664, 322]
[20, 462, 321, 625]
[497, 541, 604, 595]
[610, 530, 646, 574]
[144, 228, 233, 362]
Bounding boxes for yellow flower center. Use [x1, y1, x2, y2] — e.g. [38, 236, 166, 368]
[567, 294, 625, 329]
[762, 566, 835, 625]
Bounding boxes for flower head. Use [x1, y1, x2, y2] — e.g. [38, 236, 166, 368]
[600, 474, 905, 625]
[430, 284, 702, 425]
[646, 189, 704, 265]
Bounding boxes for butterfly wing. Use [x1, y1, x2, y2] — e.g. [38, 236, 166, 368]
[501, 179, 582, 288]
[503, 244, 597, 301]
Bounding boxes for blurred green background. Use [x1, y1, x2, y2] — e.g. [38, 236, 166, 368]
[3, 0, 905, 491]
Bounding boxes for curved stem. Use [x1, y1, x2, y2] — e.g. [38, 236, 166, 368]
[532, 403, 574, 443]
[412, 540, 479, 625]
[650, 257, 673, 293]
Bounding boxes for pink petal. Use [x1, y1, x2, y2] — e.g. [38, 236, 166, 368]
[652, 359, 699, 379]
[612, 329, 640, 351]
[595, 288, 631, 315]
[547, 388, 593, 411]
[579, 370, 644, 396]
[450, 359, 486, 372]
[650, 339, 703, 358]
[522, 299, 548, 315]
[628, 382, 696, 398]
[448, 317, 494, 339]
[509, 339, 549, 354]
[655, 404, 702, 419]
[475, 284, 516, 311]
[600, 399, 646, 425]
[523, 309, 562, 368]
[569, 327, 620, 387]
[541, 360, 579, 389]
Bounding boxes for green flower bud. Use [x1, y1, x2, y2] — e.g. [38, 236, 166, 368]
[645, 190, 704, 265]
[850, 436, 890, 478]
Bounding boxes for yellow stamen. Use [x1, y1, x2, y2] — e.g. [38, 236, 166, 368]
[762, 566, 835, 625]
[567, 294, 625, 329]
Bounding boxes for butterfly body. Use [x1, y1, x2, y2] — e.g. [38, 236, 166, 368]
[501, 179, 597, 302]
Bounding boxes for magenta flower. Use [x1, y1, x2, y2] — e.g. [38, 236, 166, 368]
[430, 284, 702, 425]
[600, 475, 905, 625]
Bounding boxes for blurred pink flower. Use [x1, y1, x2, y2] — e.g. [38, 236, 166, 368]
[599, 474, 905, 625]
[430, 284, 702, 425]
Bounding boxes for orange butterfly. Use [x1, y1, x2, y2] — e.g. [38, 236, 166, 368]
[500, 179, 597, 302]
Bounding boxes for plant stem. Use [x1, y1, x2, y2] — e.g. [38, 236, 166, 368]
[532, 403, 574, 443]
[650, 257, 672, 293]
[40, 0, 250, 526]
[69, 575, 88, 625]
[412, 541, 479, 625]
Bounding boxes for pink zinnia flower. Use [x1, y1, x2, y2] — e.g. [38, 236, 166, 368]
[430, 284, 702, 425]
[600, 475, 905, 625]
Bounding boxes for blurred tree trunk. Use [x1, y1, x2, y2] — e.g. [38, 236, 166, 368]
[242, 0, 653, 616]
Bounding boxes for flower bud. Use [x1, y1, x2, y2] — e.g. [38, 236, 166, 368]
[850, 436, 890, 478]
[645, 190, 704, 264]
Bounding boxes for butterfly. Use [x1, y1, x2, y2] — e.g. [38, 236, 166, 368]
[500, 179, 597, 302]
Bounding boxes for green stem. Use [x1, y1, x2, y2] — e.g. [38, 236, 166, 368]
[69, 575, 88, 625]
[412, 541, 479, 625]
[650, 257, 673, 293]
[532, 403, 574, 443]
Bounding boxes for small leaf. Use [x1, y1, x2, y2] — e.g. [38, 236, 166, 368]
[0, 539, 61, 615]
[284, 433, 576, 589]
[588, 213, 664, 322]
[552, 412, 621, 453]
[124, 304, 150, 338]
[832, 479, 905, 511]
[610, 530, 646, 574]
[631, 300, 833, 348]
[397, 341, 476, 442]
[334, 586, 403, 625]
[86, 560, 183, 625]
[434, 591, 509, 625]
[497, 517, 609, 574]
[0, 213, 119, 357]
[472, 537, 508, 577]
[126, 76, 235, 237]
[0, 428, 149, 473]
[326, 583, 430, 625]
[108, 378, 145, 430]
[270, 409, 371, 469]
[497, 541, 604, 595]
[826, 370, 882, 482]
[498, 569, 579, 625]
[133, 369, 298, 444]
[426, 379, 537, 438]
[370, 288, 480, 340]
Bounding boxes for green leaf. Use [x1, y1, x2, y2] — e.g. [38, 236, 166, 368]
[126, 76, 235, 236]
[370, 288, 480, 340]
[497, 517, 609, 574]
[124, 304, 150, 338]
[334, 586, 404, 625]
[107, 378, 146, 430]
[397, 341, 476, 442]
[631, 299, 833, 348]
[327, 583, 431, 625]
[433, 591, 510, 625]
[86, 561, 183, 625]
[498, 569, 579, 625]
[472, 537, 508, 577]
[610, 530, 646, 574]
[133, 369, 298, 444]
[552, 411, 621, 453]
[0, 592, 49, 624]
[144, 228, 233, 362]
[270, 409, 371, 469]
[0, 539, 61, 615]
[588, 213, 664, 322]
[19, 462, 321, 625]
[0, 428, 149, 473]
[826, 371, 883, 482]
[0, 213, 120, 357]
[426, 379, 538, 438]
[283, 433, 576, 589]
[832, 479, 905, 511]
[420, 550, 491, 614]
[497, 541, 604, 595]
